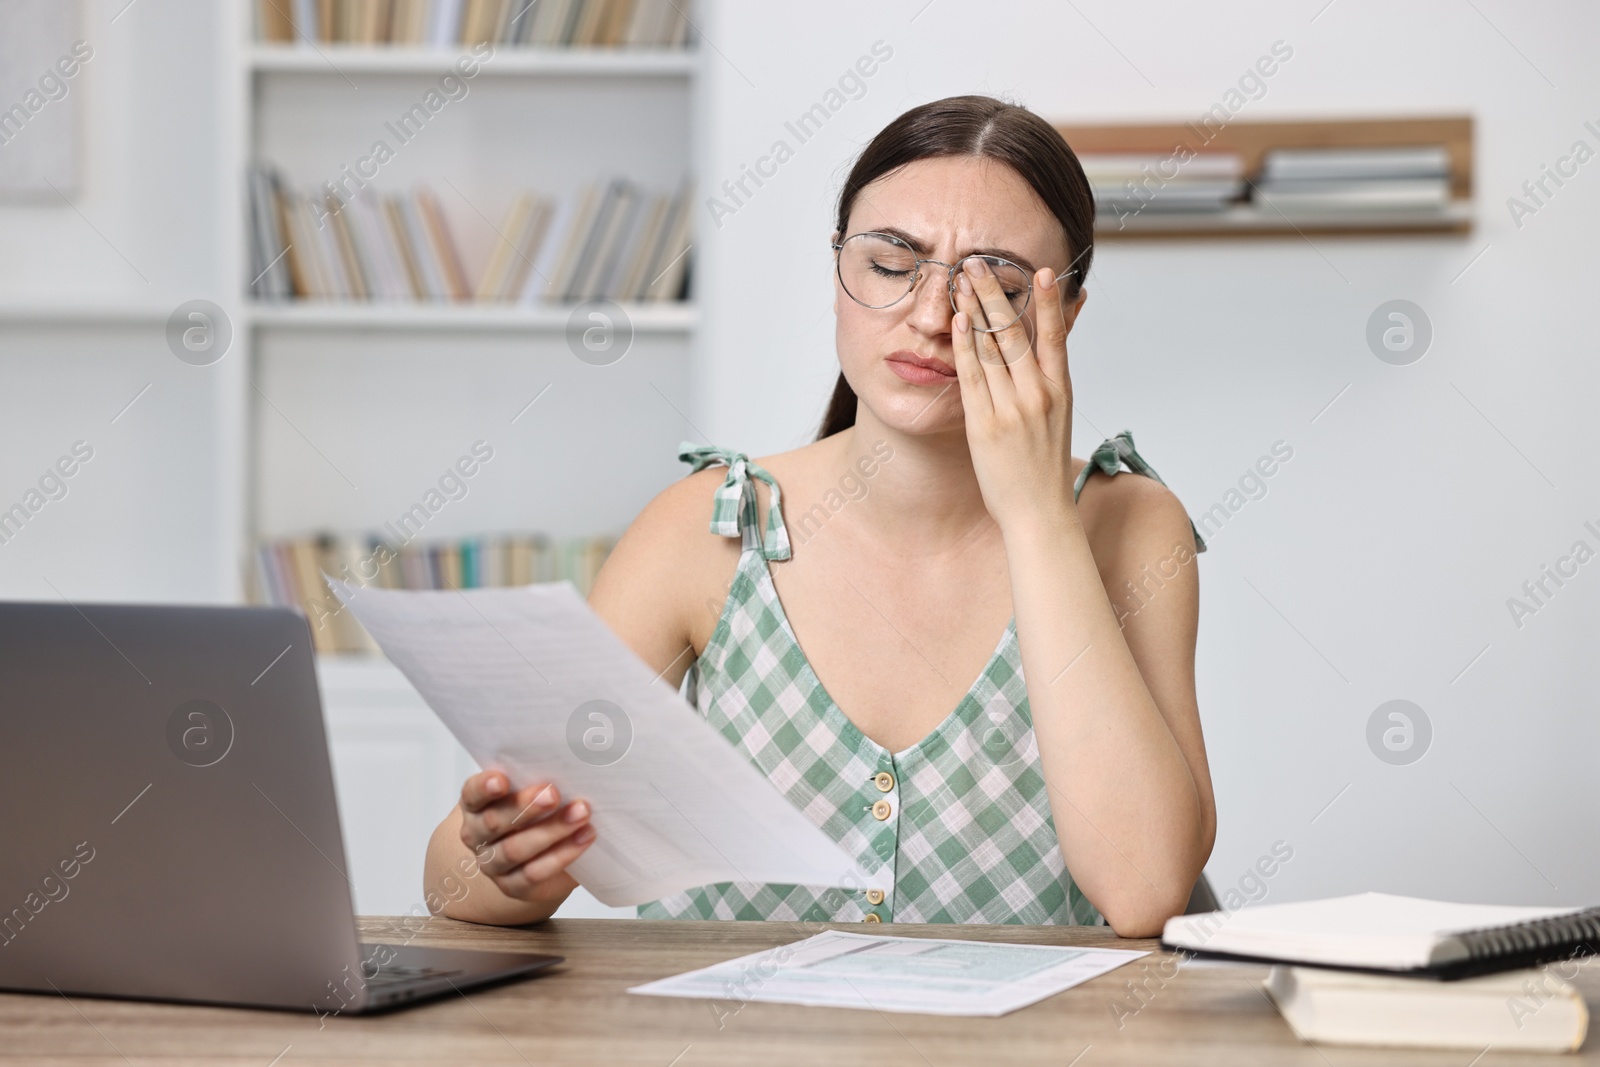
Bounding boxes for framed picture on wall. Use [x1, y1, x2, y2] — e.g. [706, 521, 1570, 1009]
[0, 0, 85, 198]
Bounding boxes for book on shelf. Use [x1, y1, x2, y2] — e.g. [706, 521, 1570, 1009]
[416, 187, 473, 299]
[1259, 145, 1451, 182]
[255, 0, 693, 48]
[247, 164, 694, 305]
[1251, 177, 1451, 212]
[642, 175, 693, 300]
[246, 167, 296, 299]
[254, 532, 617, 654]
[1266, 964, 1588, 1052]
[258, 1, 297, 45]
[1077, 151, 1245, 215]
[474, 191, 548, 301]
[1251, 144, 1454, 213]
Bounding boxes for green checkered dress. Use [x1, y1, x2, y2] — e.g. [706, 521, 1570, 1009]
[636, 432, 1202, 924]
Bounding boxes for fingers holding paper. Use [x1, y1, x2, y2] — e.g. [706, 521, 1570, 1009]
[460, 770, 597, 900]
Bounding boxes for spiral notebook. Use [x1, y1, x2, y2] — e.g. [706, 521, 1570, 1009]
[1162, 892, 1600, 979]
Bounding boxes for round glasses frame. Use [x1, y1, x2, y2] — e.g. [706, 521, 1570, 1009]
[831, 231, 1078, 334]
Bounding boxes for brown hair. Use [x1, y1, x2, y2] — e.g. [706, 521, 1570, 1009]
[816, 94, 1095, 440]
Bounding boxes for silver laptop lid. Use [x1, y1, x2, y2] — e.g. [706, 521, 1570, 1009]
[0, 601, 368, 1011]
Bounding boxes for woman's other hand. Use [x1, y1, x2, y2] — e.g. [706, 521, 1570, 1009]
[950, 261, 1083, 531]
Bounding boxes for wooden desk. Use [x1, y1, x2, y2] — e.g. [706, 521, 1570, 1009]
[4, 917, 1595, 1065]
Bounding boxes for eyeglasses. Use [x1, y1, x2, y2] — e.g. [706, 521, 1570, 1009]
[831, 231, 1078, 333]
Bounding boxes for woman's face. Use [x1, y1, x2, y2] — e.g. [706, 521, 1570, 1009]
[833, 155, 1083, 438]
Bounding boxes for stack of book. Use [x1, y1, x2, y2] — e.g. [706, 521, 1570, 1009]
[255, 0, 693, 48]
[248, 165, 693, 305]
[1250, 145, 1452, 213]
[1164, 892, 1597, 1052]
[256, 532, 616, 653]
[1077, 152, 1245, 217]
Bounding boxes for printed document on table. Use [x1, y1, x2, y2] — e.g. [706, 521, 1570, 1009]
[324, 579, 876, 907]
[629, 930, 1147, 1016]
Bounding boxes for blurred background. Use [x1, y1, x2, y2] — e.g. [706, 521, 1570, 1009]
[0, 0, 1594, 921]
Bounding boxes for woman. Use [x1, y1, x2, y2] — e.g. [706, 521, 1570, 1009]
[423, 95, 1215, 937]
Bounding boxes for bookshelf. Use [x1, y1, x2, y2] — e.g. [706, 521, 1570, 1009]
[1058, 115, 1474, 238]
[230, 1, 696, 919]
[236, 1, 699, 609]
[234, 0, 701, 668]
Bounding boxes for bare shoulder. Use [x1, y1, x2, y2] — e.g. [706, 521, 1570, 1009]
[615, 464, 731, 552]
[1070, 456, 1201, 649]
[587, 465, 741, 658]
[604, 464, 739, 578]
[1070, 456, 1197, 565]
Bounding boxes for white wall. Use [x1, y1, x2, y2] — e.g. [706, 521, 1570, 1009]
[0, 0, 229, 303]
[694, 0, 1600, 907]
[0, 0, 241, 603]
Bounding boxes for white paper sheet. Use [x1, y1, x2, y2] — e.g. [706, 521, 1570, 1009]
[628, 930, 1147, 1016]
[323, 579, 876, 906]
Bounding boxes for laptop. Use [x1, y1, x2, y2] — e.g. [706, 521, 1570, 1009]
[0, 600, 561, 1014]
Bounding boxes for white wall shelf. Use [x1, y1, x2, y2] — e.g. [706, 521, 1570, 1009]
[1097, 199, 1473, 237]
[248, 45, 695, 76]
[249, 301, 697, 331]
[0, 303, 174, 323]
[0, 301, 699, 332]
[1062, 116, 1474, 239]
